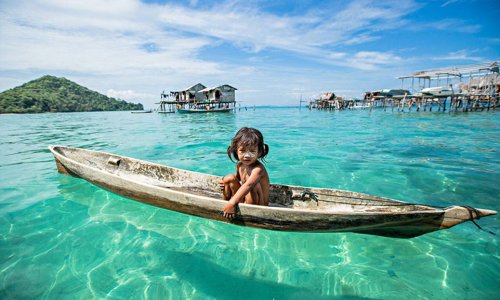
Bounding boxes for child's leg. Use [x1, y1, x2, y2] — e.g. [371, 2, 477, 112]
[221, 174, 240, 200]
[244, 182, 264, 205]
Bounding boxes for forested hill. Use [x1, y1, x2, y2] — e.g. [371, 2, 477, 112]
[0, 75, 143, 113]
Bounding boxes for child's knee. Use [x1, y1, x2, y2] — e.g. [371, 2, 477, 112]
[222, 174, 237, 183]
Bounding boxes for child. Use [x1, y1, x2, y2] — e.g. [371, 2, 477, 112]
[220, 127, 270, 219]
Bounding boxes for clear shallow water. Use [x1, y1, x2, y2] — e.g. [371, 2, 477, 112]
[0, 108, 499, 299]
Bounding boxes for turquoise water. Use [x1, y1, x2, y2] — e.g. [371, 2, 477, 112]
[1, 108, 499, 299]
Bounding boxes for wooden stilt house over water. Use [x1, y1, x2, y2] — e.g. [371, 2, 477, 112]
[157, 83, 237, 113]
[458, 74, 500, 95]
[310, 92, 339, 109]
[157, 83, 206, 113]
[157, 91, 176, 113]
[309, 92, 364, 110]
[309, 61, 499, 113]
[394, 61, 499, 112]
[172, 83, 207, 103]
[199, 85, 237, 103]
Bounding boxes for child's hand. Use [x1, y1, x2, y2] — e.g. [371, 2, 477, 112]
[223, 202, 236, 219]
[219, 179, 225, 192]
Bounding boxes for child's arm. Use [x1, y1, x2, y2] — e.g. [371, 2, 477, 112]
[223, 165, 264, 218]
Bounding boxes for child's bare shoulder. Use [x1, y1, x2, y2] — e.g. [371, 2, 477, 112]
[251, 162, 266, 173]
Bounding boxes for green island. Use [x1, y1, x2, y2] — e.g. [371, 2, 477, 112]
[0, 75, 143, 113]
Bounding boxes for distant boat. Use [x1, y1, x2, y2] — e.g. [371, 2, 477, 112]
[380, 89, 410, 97]
[177, 107, 233, 113]
[49, 146, 497, 238]
[364, 89, 409, 99]
[420, 86, 453, 96]
[131, 110, 152, 114]
[351, 104, 372, 109]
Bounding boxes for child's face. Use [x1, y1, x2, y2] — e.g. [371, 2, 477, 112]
[237, 144, 259, 165]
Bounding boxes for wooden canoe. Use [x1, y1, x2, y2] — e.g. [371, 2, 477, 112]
[48, 146, 497, 238]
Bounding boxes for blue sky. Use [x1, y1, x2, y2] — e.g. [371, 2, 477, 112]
[0, 0, 499, 107]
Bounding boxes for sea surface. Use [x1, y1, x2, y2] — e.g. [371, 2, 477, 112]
[0, 107, 499, 299]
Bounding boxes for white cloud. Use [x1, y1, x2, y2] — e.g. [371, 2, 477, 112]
[0, 1, 220, 75]
[410, 18, 481, 33]
[156, 0, 418, 63]
[348, 51, 402, 70]
[106, 89, 154, 101]
[344, 34, 381, 46]
[441, 0, 460, 7]
[432, 49, 484, 62]
[0, 1, 416, 91]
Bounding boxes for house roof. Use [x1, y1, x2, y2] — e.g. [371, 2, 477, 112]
[219, 84, 237, 90]
[172, 83, 206, 93]
[199, 86, 216, 92]
[199, 84, 237, 92]
[397, 61, 499, 80]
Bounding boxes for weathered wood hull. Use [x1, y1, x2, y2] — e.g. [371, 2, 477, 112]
[48, 146, 496, 238]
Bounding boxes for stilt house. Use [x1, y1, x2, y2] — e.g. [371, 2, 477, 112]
[199, 85, 237, 103]
[171, 83, 206, 103]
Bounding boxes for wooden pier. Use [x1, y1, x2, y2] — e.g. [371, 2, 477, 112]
[310, 94, 498, 112]
[368, 94, 496, 112]
[309, 61, 499, 113]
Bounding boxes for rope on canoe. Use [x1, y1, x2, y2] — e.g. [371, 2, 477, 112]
[462, 205, 496, 236]
[301, 190, 319, 206]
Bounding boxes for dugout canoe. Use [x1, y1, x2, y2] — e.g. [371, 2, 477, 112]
[48, 146, 497, 238]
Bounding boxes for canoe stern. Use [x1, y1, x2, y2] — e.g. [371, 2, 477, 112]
[50, 146, 80, 178]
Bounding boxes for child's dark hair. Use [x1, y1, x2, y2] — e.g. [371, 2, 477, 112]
[227, 127, 269, 162]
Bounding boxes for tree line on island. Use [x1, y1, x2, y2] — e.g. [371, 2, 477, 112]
[0, 75, 143, 113]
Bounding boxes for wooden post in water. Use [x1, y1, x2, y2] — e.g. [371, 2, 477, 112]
[408, 94, 413, 112]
